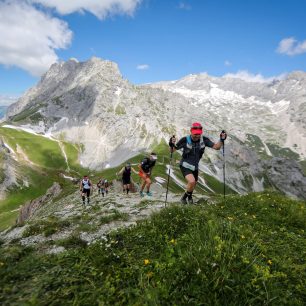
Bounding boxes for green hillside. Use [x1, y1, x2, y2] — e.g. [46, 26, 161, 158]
[0, 192, 305, 305]
[0, 127, 80, 170]
[0, 128, 235, 231]
[0, 127, 89, 230]
[0, 129, 305, 304]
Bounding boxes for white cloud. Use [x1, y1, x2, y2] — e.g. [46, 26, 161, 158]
[223, 70, 287, 83]
[31, 0, 142, 19]
[224, 60, 232, 66]
[0, 1, 142, 77]
[0, 1, 72, 76]
[137, 64, 149, 70]
[276, 37, 306, 56]
[178, 2, 191, 10]
[0, 95, 19, 106]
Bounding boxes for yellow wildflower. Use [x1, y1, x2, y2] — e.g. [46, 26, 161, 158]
[241, 235, 245, 239]
[147, 271, 153, 278]
[169, 239, 176, 244]
[267, 259, 272, 265]
[144, 259, 150, 265]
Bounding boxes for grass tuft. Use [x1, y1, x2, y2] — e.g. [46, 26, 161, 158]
[0, 192, 305, 305]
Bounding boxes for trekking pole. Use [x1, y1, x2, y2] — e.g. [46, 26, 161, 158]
[165, 150, 173, 207]
[221, 130, 226, 199]
[223, 143, 225, 199]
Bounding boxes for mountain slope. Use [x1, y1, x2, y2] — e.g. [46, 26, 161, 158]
[0, 126, 235, 231]
[3, 57, 306, 199]
[0, 192, 305, 305]
[0, 126, 88, 231]
[150, 71, 306, 157]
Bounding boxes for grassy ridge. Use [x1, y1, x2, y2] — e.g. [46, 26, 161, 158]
[0, 192, 305, 305]
[0, 167, 53, 231]
[0, 127, 81, 170]
[0, 127, 85, 230]
[0, 127, 67, 169]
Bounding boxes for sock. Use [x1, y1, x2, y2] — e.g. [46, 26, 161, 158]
[82, 196, 85, 203]
[182, 192, 188, 200]
[127, 188, 129, 194]
[187, 191, 193, 198]
[87, 197, 90, 203]
[102, 193, 104, 197]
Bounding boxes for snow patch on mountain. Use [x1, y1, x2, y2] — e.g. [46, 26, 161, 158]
[197, 176, 215, 193]
[262, 141, 272, 157]
[4, 57, 306, 197]
[166, 165, 185, 189]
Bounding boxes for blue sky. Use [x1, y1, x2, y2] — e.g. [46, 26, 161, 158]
[0, 0, 306, 103]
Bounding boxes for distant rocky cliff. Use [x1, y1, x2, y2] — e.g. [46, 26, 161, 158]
[4, 57, 306, 198]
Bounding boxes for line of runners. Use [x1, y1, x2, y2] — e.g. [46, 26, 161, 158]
[79, 122, 227, 206]
[79, 176, 110, 205]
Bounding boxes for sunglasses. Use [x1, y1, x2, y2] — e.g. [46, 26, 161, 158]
[191, 127, 202, 130]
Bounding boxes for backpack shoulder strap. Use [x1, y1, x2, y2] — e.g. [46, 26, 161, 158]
[199, 136, 206, 150]
[186, 135, 192, 145]
[185, 135, 192, 150]
[142, 157, 149, 165]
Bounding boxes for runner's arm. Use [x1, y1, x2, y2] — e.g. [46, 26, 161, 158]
[131, 167, 138, 174]
[174, 137, 186, 151]
[212, 141, 224, 150]
[211, 131, 227, 150]
[117, 167, 124, 175]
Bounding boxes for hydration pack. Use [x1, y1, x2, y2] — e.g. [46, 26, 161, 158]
[183, 135, 206, 158]
[139, 157, 156, 173]
[123, 167, 131, 176]
[82, 179, 91, 189]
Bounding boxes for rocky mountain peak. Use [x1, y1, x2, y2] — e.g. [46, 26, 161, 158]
[286, 70, 306, 82]
[40, 56, 122, 85]
[3, 57, 306, 197]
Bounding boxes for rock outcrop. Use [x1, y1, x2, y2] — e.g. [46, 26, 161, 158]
[17, 182, 62, 224]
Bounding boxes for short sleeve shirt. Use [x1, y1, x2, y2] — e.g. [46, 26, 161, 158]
[141, 158, 156, 174]
[175, 136, 214, 169]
